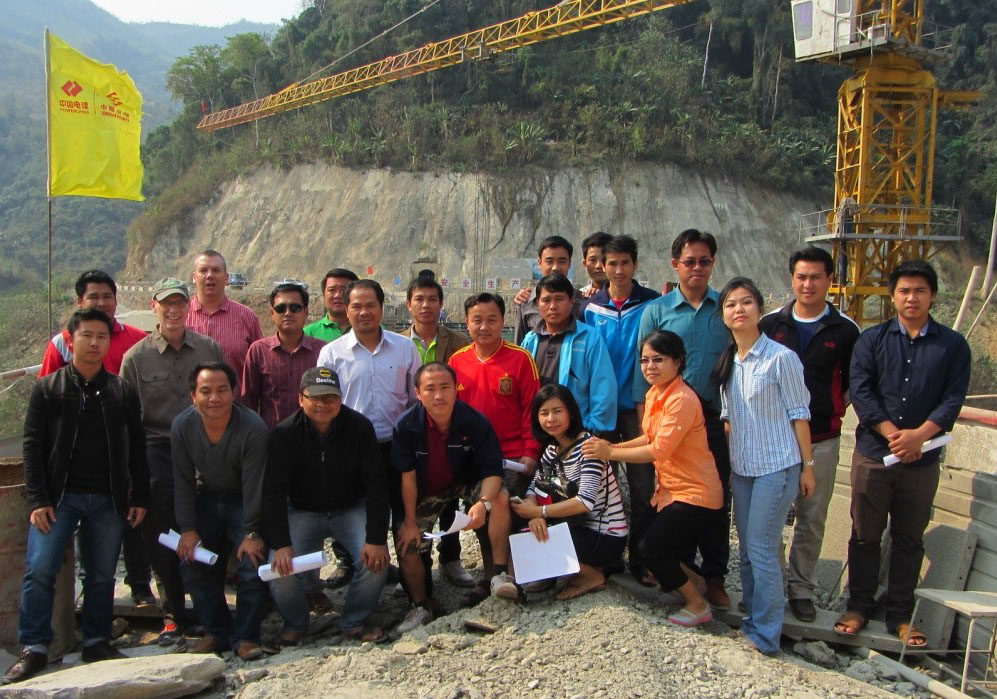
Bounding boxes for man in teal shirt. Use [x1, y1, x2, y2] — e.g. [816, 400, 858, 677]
[304, 269, 358, 342]
[632, 229, 732, 610]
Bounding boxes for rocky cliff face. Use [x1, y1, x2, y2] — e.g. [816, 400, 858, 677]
[127, 161, 819, 298]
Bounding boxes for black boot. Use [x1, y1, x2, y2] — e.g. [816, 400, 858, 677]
[2, 648, 48, 684]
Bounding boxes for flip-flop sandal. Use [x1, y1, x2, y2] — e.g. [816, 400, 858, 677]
[833, 610, 867, 637]
[667, 606, 713, 627]
[555, 582, 606, 601]
[460, 584, 490, 608]
[894, 623, 928, 649]
[342, 625, 387, 643]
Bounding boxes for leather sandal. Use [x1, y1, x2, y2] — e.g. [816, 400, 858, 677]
[893, 622, 928, 648]
[833, 610, 867, 637]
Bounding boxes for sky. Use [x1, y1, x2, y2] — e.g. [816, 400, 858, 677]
[90, 0, 303, 27]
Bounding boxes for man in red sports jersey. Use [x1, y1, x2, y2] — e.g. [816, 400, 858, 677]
[448, 293, 540, 497]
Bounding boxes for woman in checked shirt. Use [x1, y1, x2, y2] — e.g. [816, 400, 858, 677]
[713, 277, 815, 656]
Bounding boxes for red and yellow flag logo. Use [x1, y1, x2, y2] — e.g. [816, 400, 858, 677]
[47, 31, 144, 201]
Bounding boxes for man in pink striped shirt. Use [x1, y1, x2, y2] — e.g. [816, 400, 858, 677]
[186, 250, 262, 383]
[241, 283, 325, 429]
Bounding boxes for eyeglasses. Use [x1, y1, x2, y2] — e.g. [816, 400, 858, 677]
[301, 392, 339, 404]
[678, 258, 714, 269]
[273, 303, 304, 314]
[639, 356, 667, 366]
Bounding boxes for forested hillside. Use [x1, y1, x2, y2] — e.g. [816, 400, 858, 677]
[135, 0, 996, 258]
[0, 0, 275, 291]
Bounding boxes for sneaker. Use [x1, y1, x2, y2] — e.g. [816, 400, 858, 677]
[396, 605, 434, 634]
[130, 583, 156, 607]
[158, 620, 182, 646]
[2, 649, 47, 685]
[705, 579, 731, 611]
[490, 572, 520, 600]
[442, 560, 476, 588]
[81, 641, 127, 663]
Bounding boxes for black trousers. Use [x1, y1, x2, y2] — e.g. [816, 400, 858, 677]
[689, 405, 732, 581]
[121, 522, 151, 587]
[846, 450, 939, 628]
[611, 409, 651, 569]
[641, 501, 717, 592]
[140, 442, 194, 627]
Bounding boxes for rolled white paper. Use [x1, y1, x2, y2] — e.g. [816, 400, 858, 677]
[503, 459, 527, 473]
[158, 529, 219, 566]
[882, 434, 953, 467]
[257, 550, 330, 582]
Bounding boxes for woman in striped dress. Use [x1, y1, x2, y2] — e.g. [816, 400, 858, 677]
[713, 277, 815, 655]
[512, 384, 628, 600]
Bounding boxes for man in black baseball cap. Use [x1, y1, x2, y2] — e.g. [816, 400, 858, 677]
[262, 367, 391, 645]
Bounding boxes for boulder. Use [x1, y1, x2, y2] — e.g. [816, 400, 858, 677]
[0, 653, 225, 698]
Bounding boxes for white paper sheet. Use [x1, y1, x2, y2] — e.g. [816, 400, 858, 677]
[422, 510, 472, 539]
[503, 459, 527, 473]
[882, 434, 953, 466]
[158, 529, 219, 566]
[257, 550, 330, 582]
[509, 522, 580, 584]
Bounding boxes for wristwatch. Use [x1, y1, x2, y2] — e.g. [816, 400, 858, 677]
[245, 531, 262, 541]
[803, 460, 815, 468]
[541, 505, 549, 519]
[478, 498, 492, 513]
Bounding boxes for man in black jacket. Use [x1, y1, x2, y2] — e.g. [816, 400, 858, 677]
[391, 362, 516, 634]
[759, 246, 859, 623]
[265, 367, 390, 645]
[4, 309, 148, 685]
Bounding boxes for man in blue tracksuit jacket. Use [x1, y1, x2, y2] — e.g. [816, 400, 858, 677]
[521, 274, 617, 434]
[581, 235, 659, 580]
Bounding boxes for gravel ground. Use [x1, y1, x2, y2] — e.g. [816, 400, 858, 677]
[179, 527, 957, 699]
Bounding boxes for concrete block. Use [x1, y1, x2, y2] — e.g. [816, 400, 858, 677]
[0, 653, 225, 698]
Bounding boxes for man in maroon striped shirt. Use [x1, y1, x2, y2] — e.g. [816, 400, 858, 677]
[186, 250, 263, 383]
[241, 283, 326, 429]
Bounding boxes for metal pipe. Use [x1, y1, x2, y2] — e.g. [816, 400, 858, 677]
[953, 265, 982, 332]
[853, 646, 971, 699]
[0, 365, 41, 382]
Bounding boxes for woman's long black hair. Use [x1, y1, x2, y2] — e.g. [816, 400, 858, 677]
[710, 277, 764, 389]
[530, 383, 585, 446]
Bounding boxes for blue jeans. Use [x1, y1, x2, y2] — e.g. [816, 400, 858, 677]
[180, 492, 267, 647]
[731, 465, 800, 655]
[19, 493, 125, 649]
[269, 502, 387, 632]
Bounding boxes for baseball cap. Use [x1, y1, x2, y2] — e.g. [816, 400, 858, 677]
[300, 367, 342, 397]
[152, 278, 190, 302]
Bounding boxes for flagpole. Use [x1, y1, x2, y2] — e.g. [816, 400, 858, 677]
[44, 28, 53, 338]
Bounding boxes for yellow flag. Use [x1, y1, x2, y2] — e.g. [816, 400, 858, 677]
[47, 31, 144, 201]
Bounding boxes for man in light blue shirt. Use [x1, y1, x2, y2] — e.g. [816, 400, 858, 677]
[633, 229, 732, 609]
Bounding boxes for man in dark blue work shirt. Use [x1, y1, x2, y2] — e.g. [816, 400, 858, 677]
[835, 260, 970, 649]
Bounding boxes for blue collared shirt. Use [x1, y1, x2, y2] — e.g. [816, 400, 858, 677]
[850, 316, 971, 466]
[316, 329, 422, 442]
[633, 287, 730, 410]
[721, 333, 811, 477]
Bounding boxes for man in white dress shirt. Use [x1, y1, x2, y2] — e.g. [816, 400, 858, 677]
[317, 279, 421, 534]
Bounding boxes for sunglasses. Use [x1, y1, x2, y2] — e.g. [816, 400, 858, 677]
[273, 303, 304, 314]
[639, 356, 667, 366]
[678, 258, 714, 269]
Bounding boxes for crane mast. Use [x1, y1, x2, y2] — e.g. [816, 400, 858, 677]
[792, 0, 979, 324]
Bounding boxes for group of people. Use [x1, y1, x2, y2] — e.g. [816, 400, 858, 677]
[3, 230, 970, 683]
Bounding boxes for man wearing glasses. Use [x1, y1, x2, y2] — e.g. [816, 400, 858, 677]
[242, 283, 325, 429]
[632, 229, 732, 610]
[264, 367, 390, 645]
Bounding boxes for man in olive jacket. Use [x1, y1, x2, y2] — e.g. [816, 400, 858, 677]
[5, 309, 148, 685]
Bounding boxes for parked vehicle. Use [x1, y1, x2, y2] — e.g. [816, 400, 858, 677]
[228, 273, 249, 289]
[273, 278, 309, 292]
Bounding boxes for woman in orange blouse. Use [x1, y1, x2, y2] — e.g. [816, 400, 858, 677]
[583, 330, 722, 627]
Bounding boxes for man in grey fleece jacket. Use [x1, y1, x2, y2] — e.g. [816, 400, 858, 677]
[172, 361, 269, 660]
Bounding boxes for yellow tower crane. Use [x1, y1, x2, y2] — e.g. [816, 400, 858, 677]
[791, 0, 980, 325]
[196, 0, 697, 133]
